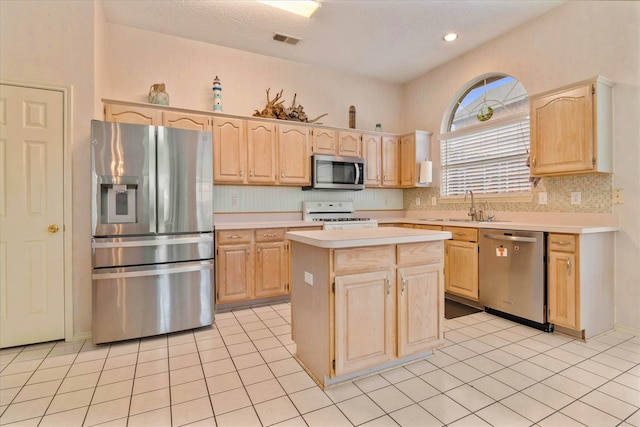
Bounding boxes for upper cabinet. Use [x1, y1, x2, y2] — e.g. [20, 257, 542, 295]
[382, 136, 400, 187]
[400, 131, 432, 188]
[104, 103, 161, 125]
[278, 124, 311, 185]
[530, 77, 613, 176]
[311, 128, 337, 155]
[162, 111, 211, 131]
[103, 100, 431, 189]
[337, 130, 362, 157]
[362, 133, 382, 187]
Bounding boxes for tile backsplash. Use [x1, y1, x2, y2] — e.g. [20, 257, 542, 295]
[214, 186, 403, 213]
[404, 174, 613, 213]
[214, 174, 611, 215]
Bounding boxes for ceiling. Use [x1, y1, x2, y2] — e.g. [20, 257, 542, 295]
[100, 0, 564, 84]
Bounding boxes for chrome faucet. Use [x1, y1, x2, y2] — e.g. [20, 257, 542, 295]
[465, 190, 477, 221]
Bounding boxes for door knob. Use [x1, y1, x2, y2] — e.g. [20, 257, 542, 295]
[48, 224, 60, 233]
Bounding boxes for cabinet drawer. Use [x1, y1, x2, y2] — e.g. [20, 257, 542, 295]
[548, 234, 577, 252]
[397, 242, 443, 266]
[444, 226, 478, 242]
[414, 224, 442, 231]
[255, 228, 285, 242]
[334, 245, 395, 274]
[217, 230, 252, 245]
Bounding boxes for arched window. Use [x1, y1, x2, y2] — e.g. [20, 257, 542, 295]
[440, 74, 531, 197]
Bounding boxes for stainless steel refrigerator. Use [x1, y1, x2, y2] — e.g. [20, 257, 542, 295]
[90, 120, 214, 344]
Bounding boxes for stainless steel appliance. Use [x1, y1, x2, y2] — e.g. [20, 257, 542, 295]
[90, 120, 214, 344]
[479, 229, 550, 331]
[302, 201, 378, 230]
[305, 154, 365, 191]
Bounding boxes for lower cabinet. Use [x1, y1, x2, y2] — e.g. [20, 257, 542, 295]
[547, 234, 579, 330]
[444, 227, 479, 301]
[216, 228, 289, 304]
[290, 239, 445, 387]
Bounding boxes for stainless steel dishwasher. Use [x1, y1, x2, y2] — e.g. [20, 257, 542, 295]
[479, 229, 550, 331]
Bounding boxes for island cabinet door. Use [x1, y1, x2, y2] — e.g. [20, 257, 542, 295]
[397, 264, 444, 357]
[334, 270, 396, 377]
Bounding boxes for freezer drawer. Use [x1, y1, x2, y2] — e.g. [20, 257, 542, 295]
[92, 233, 214, 268]
[92, 260, 214, 344]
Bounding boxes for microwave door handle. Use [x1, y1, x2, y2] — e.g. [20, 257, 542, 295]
[354, 163, 360, 185]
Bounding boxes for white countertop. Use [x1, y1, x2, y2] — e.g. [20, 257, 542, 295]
[214, 214, 619, 234]
[285, 227, 452, 249]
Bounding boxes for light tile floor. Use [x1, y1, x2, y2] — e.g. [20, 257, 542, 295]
[1, 303, 638, 427]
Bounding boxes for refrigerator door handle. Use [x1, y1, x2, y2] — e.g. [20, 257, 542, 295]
[93, 262, 213, 280]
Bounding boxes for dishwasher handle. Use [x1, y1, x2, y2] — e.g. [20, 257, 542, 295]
[484, 233, 538, 243]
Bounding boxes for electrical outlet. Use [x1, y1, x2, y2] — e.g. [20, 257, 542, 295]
[304, 272, 313, 286]
[231, 193, 239, 208]
[431, 196, 437, 206]
[571, 192, 581, 205]
[613, 189, 625, 204]
[416, 197, 421, 206]
[538, 192, 548, 205]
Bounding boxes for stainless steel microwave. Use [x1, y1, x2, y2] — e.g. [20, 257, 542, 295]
[305, 154, 365, 191]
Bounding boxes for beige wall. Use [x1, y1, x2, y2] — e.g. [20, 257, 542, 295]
[1, 0, 638, 336]
[103, 24, 403, 133]
[0, 0, 98, 338]
[402, 1, 640, 331]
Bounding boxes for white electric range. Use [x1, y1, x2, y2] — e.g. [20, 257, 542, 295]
[302, 201, 378, 230]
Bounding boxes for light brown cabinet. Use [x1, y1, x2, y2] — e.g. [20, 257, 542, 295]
[337, 130, 361, 157]
[278, 124, 310, 185]
[213, 117, 246, 183]
[310, 128, 337, 155]
[216, 228, 289, 305]
[444, 226, 479, 301]
[104, 103, 161, 125]
[382, 136, 400, 187]
[246, 120, 278, 184]
[400, 131, 432, 187]
[530, 77, 612, 176]
[162, 111, 211, 131]
[216, 230, 254, 304]
[290, 238, 445, 386]
[547, 234, 578, 330]
[362, 133, 382, 186]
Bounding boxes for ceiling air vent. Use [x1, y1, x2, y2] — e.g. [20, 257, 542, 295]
[273, 33, 301, 45]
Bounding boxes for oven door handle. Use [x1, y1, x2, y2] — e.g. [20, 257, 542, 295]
[354, 162, 360, 185]
[484, 234, 538, 243]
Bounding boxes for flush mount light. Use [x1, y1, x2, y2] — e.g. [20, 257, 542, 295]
[443, 33, 458, 42]
[259, 1, 321, 18]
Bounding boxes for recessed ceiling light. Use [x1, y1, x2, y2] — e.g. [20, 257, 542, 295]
[443, 33, 458, 42]
[259, 1, 321, 18]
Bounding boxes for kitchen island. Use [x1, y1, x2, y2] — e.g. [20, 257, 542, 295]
[285, 227, 451, 388]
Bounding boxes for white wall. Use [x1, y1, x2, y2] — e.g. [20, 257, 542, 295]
[402, 1, 640, 331]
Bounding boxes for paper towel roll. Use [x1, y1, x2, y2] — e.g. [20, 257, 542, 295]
[419, 160, 432, 184]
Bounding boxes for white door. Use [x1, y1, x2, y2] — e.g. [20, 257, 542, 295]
[0, 84, 65, 348]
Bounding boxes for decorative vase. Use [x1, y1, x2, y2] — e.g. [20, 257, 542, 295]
[349, 105, 356, 129]
[148, 83, 169, 106]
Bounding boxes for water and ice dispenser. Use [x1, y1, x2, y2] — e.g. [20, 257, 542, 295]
[99, 177, 138, 225]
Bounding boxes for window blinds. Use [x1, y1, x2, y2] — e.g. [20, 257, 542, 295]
[440, 113, 531, 196]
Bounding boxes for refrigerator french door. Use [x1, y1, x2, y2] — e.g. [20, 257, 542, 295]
[91, 120, 214, 344]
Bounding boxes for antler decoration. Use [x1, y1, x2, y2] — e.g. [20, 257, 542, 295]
[253, 89, 328, 124]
